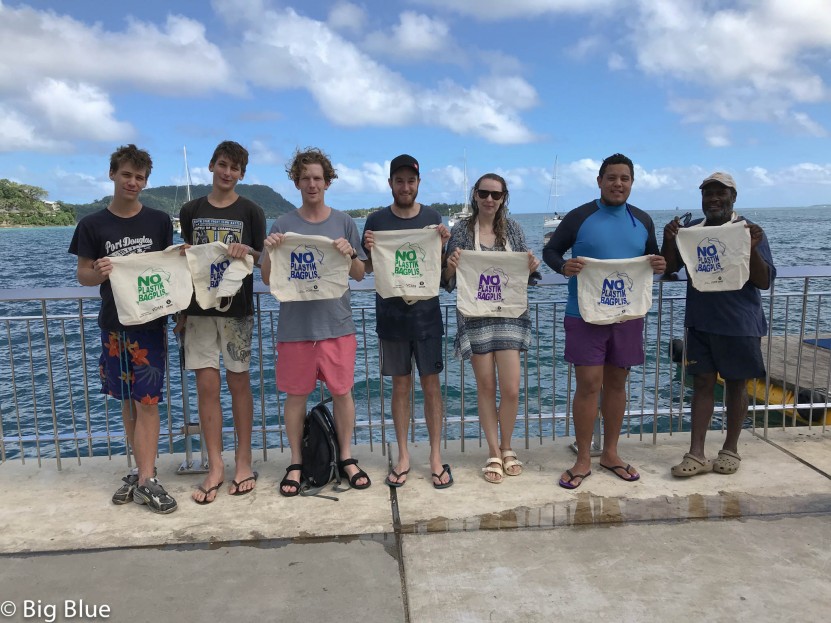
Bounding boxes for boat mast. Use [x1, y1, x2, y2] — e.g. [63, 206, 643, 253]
[546, 156, 559, 214]
[463, 149, 470, 211]
[183, 146, 193, 203]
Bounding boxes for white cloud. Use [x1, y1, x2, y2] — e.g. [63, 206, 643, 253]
[232, 8, 537, 143]
[364, 12, 451, 59]
[248, 140, 284, 167]
[53, 168, 112, 199]
[0, 105, 67, 152]
[328, 2, 366, 34]
[607, 53, 626, 71]
[750, 162, 831, 186]
[29, 80, 132, 141]
[331, 161, 389, 193]
[632, 0, 831, 125]
[785, 112, 827, 137]
[413, 0, 616, 20]
[0, 5, 235, 95]
[748, 166, 774, 186]
[704, 125, 731, 148]
[478, 76, 539, 110]
[567, 36, 603, 61]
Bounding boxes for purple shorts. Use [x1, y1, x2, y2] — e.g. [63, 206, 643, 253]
[99, 329, 167, 404]
[564, 316, 645, 368]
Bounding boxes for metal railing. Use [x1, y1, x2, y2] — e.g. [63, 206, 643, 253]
[1, 267, 829, 468]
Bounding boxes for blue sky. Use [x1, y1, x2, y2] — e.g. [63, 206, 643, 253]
[1, 0, 830, 213]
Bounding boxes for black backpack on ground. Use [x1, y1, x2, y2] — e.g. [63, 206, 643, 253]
[300, 397, 342, 496]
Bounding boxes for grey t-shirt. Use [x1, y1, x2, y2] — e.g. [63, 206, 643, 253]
[270, 208, 366, 342]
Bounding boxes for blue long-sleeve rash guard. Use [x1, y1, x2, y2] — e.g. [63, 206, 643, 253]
[542, 199, 659, 318]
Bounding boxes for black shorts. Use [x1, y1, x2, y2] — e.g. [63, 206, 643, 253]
[685, 328, 765, 380]
[380, 338, 444, 377]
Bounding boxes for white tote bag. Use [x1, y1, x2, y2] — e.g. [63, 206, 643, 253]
[109, 245, 193, 325]
[268, 233, 351, 302]
[675, 215, 751, 292]
[456, 250, 529, 318]
[577, 256, 654, 325]
[372, 228, 441, 301]
[185, 241, 254, 311]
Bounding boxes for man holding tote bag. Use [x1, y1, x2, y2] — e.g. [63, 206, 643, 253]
[662, 172, 774, 477]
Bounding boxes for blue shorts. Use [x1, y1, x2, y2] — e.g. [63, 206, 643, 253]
[380, 338, 444, 377]
[99, 329, 167, 403]
[564, 316, 645, 368]
[685, 328, 765, 380]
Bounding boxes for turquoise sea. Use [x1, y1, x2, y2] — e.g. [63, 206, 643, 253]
[1, 206, 829, 459]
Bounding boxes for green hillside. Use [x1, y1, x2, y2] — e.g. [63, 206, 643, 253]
[0, 179, 75, 227]
[344, 202, 464, 218]
[68, 184, 296, 221]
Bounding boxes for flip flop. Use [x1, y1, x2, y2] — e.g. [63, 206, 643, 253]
[384, 468, 410, 488]
[599, 463, 640, 482]
[229, 471, 259, 496]
[558, 469, 591, 489]
[193, 481, 223, 505]
[432, 464, 454, 489]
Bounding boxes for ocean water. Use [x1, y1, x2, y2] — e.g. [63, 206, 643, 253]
[1, 206, 829, 459]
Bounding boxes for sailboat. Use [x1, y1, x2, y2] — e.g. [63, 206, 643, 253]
[171, 146, 192, 236]
[543, 156, 562, 229]
[448, 152, 472, 228]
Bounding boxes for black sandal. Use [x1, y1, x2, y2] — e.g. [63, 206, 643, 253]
[338, 458, 371, 490]
[279, 464, 302, 497]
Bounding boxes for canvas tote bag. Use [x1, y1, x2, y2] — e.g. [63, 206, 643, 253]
[109, 245, 193, 325]
[185, 241, 254, 311]
[675, 213, 751, 292]
[577, 256, 654, 325]
[456, 251, 529, 318]
[371, 228, 441, 301]
[268, 233, 351, 302]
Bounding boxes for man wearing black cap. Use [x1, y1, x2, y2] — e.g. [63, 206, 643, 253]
[362, 155, 454, 489]
[662, 172, 775, 478]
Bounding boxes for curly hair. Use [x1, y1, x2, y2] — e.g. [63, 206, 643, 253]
[286, 147, 338, 184]
[210, 141, 249, 175]
[109, 144, 152, 177]
[466, 173, 509, 248]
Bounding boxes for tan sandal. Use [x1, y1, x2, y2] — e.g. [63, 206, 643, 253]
[482, 457, 504, 484]
[713, 449, 741, 474]
[501, 449, 523, 476]
[670, 453, 713, 478]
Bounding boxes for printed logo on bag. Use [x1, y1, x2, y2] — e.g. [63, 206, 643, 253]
[209, 256, 231, 290]
[136, 268, 170, 303]
[696, 238, 727, 274]
[393, 243, 425, 277]
[477, 267, 509, 302]
[290, 245, 324, 290]
[599, 272, 633, 307]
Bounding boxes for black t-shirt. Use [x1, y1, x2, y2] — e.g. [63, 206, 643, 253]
[362, 205, 443, 340]
[179, 195, 266, 317]
[68, 206, 173, 331]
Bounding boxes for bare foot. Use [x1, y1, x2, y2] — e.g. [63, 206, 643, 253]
[228, 466, 257, 495]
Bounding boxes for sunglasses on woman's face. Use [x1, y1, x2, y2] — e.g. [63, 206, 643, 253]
[476, 189, 504, 200]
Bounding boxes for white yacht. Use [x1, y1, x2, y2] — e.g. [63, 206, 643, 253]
[448, 153, 471, 228]
[543, 156, 562, 229]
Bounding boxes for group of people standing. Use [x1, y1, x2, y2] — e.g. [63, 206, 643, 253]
[70, 144, 773, 514]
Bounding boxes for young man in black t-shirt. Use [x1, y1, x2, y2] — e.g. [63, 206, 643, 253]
[178, 141, 266, 504]
[68, 144, 177, 514]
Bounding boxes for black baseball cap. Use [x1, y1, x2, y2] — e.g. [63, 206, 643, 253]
[389, 154, 419, 178]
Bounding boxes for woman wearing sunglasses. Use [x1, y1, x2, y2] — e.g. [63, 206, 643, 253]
[443, 173, 541, 483]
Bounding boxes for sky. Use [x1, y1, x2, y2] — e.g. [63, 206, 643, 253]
[1, 0, 830, 213]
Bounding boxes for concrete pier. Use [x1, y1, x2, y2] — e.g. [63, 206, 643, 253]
[1, 429, 829, 622]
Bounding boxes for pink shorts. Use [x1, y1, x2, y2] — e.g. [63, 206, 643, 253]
[276, 334, 357, 396]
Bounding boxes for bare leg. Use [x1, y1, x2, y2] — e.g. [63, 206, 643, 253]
[227, 369, 256, 494]
[562, 365, 603, 485]
[131, 401, 160, 486]
[421, 373, 449, 485]
[494, 350, 521, 475]
[192, 367, 225, 503]
[723, 379, 748, 454]
[471, 353, 501, 482]
[281, 393, 309, 495]
[120, 400, 137, 457]
[598, 365, 638, 478]
[689, 373, 717, 459]
[332, 391, 368, 487]
[388, 374, 414, 485]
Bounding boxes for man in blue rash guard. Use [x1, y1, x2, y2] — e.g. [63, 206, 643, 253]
[543, 153, 666, 489]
